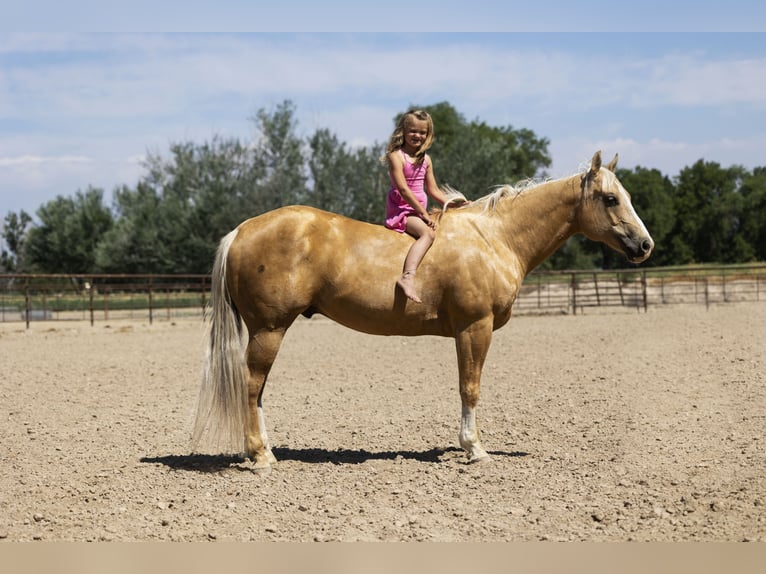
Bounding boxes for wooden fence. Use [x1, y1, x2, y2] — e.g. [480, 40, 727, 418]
[1, 264, 764, 326]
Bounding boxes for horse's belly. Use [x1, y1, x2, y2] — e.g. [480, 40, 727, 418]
[315, 301, 447, 337]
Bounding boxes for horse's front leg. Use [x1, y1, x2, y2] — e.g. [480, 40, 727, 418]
[454, 319, 493, 464]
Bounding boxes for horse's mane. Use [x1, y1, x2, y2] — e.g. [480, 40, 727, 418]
[440, 166, 590, 217]
[474, 180, 536, 212]
[439, 178, 547, 216]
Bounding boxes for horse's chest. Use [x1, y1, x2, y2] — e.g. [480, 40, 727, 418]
[491, 277, 521, 328]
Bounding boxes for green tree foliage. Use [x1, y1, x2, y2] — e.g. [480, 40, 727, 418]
[739, 167, 766, 261]
[423, 101, 551, 195]
[94, 182, 168, 273]
[95, 103, 306, 274]
[1, 210, 32, 272]
[307, 128, 387, 223]
[671, 160, 752, 264]
[613, 166, 677, 267]
[142, 136, 261, 273]
[25, 187, 113, 273]
[249, 100, 307, 213]
[12, 99, 766, 274]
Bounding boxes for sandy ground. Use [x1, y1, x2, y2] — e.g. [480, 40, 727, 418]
[0, 303, 764, 542]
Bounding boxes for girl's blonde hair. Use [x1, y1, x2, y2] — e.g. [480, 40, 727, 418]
[381, 109, 434, 166]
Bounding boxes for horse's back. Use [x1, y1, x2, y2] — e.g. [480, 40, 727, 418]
[223, 206, 407, 329]
[230, 206, 396, 269]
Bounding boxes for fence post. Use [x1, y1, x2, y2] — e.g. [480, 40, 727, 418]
[536, 275, 542, 310]
[88, 277, 94, 326]
[201, 275, 207, 318]
[617, 272, 624, 306]
[593, 272, 600, 306]
[148, 277, 153, 325]
[570, 272, 577, 315]
[24, 276, 30, 329]
[642, 270, 648, 313]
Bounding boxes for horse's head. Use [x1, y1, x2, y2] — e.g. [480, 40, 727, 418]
[577, 151, 654, 264]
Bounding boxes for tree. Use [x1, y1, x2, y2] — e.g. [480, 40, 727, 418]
[94, 183, 167, 273]
[143, 136, 264, 273]
[307, 128, 387, 223]
[96, 101, 311, 273]
[25, 187, 113, 273]
[613, 166, 677, 267]
[739, 167, 766, 261]
[424, 101, 551, 196]
[248, 100, 307, 214]
[1, 210, 32, 272]
[29, 100, 766, 273]
[671, 160, 749, 263]
[307, 128, 355, 215]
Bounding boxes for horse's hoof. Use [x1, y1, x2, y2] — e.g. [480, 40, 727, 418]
[252, 461, 272, 475]
[467, 454, 492, 465]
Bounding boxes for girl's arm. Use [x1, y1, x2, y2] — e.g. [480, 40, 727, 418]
[423, 155, 448, 206]
[425, 155, 470, 208]
[388, 151, 431, 220]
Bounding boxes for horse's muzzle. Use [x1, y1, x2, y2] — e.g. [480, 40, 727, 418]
[625, 235, 654, 264]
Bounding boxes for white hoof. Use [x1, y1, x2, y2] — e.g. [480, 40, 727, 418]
[467, 452, 492, 465]
[252, 460, 273, 475]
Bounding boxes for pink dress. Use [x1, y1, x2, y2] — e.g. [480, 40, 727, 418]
[384, 150, 428, 233]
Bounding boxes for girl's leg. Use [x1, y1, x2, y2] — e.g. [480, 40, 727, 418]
[397, 216, 435, 303]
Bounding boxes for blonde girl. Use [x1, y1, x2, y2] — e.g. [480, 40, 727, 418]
[383, 109, 450, 303]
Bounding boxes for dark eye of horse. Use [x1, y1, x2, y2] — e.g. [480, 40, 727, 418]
[604, 194, 619, 207]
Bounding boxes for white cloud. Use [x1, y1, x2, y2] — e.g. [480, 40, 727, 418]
[1, 33, 765, 216]
[0, 154, 92, 167]
[637, 54, 766, 107]
[4, 35, 765, 125]
[549, 133, 766, 179]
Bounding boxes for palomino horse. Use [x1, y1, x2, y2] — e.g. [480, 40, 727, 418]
[192, 151, 653, 472]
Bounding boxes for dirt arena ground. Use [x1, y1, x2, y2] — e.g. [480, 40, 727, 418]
[0, 303, 763, 542]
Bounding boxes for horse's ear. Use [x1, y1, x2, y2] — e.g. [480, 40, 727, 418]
[605, 153, 618, 172]
[590, 150, 602, 176]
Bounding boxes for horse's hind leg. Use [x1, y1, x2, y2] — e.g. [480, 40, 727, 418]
[244, 328, 285, 473]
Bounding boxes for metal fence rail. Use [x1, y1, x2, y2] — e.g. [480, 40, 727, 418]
[0, 274, 208, 327]
[1, 264, 764, 326]
[514, 264, 766, 315]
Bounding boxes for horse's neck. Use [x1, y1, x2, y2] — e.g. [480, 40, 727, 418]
[496, 175, 581, 274]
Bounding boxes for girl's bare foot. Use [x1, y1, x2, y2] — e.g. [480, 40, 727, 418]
[397, 271, 422, 303]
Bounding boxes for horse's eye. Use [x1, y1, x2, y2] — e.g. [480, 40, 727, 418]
[604, 194, 619, 207]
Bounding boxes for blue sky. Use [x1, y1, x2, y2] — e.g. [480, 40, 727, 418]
[2, 2, 765, 217]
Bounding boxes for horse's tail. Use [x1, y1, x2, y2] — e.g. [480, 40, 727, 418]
[191, 227, 249, 454]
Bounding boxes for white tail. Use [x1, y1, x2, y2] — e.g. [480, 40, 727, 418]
[191, 228, 249, 453]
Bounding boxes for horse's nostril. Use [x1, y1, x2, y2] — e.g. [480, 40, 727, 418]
[641, 240, 653, 253]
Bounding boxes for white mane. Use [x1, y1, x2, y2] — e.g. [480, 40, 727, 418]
[475, 179, 537, 212]
[442, 160, 601, 214]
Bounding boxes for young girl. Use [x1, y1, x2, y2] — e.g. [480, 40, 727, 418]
[383, 109, 451, 303]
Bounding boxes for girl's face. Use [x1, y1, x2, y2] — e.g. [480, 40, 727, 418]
[402, 117, 429, 153]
